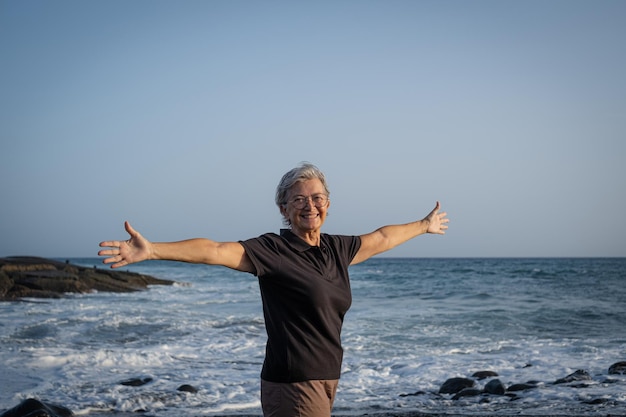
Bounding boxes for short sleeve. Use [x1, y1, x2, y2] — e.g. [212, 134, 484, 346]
[239, 233, 283, 277]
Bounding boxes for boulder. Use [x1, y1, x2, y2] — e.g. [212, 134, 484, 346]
[0, 398, 72, 417]
[472, 370, 498, 380]
[608, 361, 626, 375]
[439, 377, 475, 394]
[0, 257, 174, 301]
[583, 398, 611, 405]
[554, 369, 592, 384]
[484, 378, 506, 395]
[507, 382, 538, 392]
[452, 388, 482, 400]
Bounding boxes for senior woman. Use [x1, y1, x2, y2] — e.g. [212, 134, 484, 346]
[99, 162, 448, 417]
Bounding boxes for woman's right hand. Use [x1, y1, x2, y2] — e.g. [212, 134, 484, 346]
[98, 221, 153, 268]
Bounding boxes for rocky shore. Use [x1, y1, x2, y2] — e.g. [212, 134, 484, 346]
[3, 362, 624, 417]
[0, 256, 174, 300]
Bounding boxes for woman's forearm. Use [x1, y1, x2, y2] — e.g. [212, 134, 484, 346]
[352, 202, 447, 265]
[375, 219, 430, 252]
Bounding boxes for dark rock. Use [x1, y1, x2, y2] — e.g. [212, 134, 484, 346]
[554, 369, 592, 384]
[177, 384, 199, 393]
[608, 361, 626, 375]
[120, 377, 153, 387]
[0, 398, 72, 417]
[507, 383, 538, 392]
[0, 257, 174, 301]
[0, 270, 12, 297]
[452, 388, 482, 400]
[582, 398, 611, 405]
[439, 377, 475, 394]
[471, 370, 498, 380]
[484, 378, 506, 395]
[399, 391, 427, 397]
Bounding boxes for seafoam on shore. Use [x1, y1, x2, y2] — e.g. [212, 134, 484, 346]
[1, 258, 625, 416]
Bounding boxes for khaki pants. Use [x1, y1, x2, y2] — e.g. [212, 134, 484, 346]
[261, 379, 339, 417]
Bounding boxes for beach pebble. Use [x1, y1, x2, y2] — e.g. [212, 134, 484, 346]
[177, 384, 199, 393]
[398, 390, 427, 397]
[608, 361, 626, 375]
[119, 376, 153, 386]
[439, 377, 475, 394]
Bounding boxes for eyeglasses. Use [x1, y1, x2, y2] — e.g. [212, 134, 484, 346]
[287, 194, 329, 209]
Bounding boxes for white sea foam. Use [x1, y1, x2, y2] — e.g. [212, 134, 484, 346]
[2, 257, 625, 416]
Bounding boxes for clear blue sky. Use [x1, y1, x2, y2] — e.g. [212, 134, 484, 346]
[1, 0, 625, 258]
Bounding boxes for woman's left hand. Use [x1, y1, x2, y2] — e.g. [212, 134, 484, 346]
[424, 201, 449, 235]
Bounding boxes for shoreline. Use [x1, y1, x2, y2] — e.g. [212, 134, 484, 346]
[83, 413, 616, 417]
[4, 402, 617, 417]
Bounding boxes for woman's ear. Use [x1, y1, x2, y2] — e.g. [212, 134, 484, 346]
[279, 204, 289, 223]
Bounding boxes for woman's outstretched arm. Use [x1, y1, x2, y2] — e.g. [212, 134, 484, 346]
[351, 201, 449, 265]
[98, 221, 254, 273]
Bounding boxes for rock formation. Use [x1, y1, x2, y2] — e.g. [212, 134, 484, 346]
[0, 256, 174, 300]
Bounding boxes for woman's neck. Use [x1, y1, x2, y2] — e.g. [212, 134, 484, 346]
[291, 229, 321, 247]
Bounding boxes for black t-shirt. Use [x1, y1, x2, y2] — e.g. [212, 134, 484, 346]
[240, 229, 361, 382]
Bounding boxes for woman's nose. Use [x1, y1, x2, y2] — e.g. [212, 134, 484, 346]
[302, 196, 315, 208]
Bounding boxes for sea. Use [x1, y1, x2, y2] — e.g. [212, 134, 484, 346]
[1, 257, 625, 416]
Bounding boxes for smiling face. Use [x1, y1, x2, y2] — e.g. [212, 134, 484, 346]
[280, 178, 330, 239]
